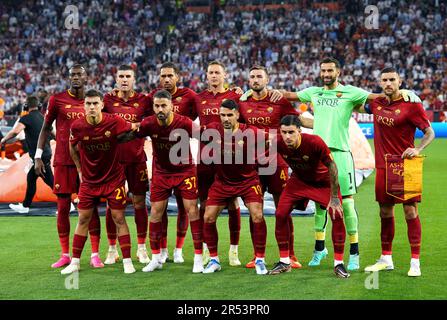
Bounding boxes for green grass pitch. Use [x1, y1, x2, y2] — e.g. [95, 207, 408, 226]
[0, 139, 446, 300]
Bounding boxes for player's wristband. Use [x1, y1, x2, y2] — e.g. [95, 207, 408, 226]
[34, 148, 43, 159]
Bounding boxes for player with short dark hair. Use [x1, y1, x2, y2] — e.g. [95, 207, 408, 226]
[201, 99, 269, 275]
[126, 89, 204, 273]
[363, 68, 434, 277]
[103, 64, 153, 265]
[61, 89, 137, 275]
[147, 63, 199, 264]
[238, 65, 309, 269]
[35, 64, 104, 269]
[268, 115, 349, 278]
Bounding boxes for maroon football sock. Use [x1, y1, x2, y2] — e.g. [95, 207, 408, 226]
[406, 216, 421, 259]
[381, 216, 395, 255]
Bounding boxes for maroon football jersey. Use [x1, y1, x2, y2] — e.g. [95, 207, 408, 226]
[202, 122, 263, 186]
[239, 95, 299, 168]
[369, 97, 430, 169]
[137, 113, 195, 175]
[149, 87, 198, 120]
[69, 113, 132, 185]
[197, 89, 241, 125]
[45, 90, 86, 166]
[277, 133, 333, 185]
[103, 91, 152, 163]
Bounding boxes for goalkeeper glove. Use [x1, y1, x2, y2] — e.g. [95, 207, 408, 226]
[400, 89, 422, 103]
[239, 89, 253, 102]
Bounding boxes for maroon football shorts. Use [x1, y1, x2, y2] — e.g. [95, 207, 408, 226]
[375, 168, 421, 204]
[259, 165, 289, 195]
[197, 163, 216, 201]
[53, 165, 79, 194]
[276, 175, 342, 213]
[150, 169, 198, 202]
[206, 177, 263, 207]
[123, 161, 149, 195]
[77, 180, 127, 210]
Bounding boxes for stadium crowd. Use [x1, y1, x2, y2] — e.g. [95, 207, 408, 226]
[0, 0, 446, 121]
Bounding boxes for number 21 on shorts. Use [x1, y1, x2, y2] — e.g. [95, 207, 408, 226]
[114, 186, 126, 204]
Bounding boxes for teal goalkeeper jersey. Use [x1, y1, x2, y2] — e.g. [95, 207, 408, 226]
[297, 83, 369, 152]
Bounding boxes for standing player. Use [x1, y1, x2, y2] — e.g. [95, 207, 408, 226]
[239, 65, 312, 269]
[148, 62, 198, 264]
[62, 89, 137, 275]
[196, 61, 243, 266]
[125, 90, 204, 273]
[35, 65, 103, 269]
[201, 99, 268, 275]
[103, 65, 152, 265]
[268, 115, 349, 278]
[363, 67, 434, 277]
[278, 57, 421, 270]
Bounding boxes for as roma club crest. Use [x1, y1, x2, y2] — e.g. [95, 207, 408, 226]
[105, 131, 111, 138]
[247, 109, 253, 114]
[395, 109, 401, 115]
[267, 107, 274, 113]
[113, 103, 119, 107]
[176, 97, 182, 102]
[336, 92, 343, 98]
[65, 105, 72, 109]
[133, 103, 139, 108]
[302, 155, 309, 161]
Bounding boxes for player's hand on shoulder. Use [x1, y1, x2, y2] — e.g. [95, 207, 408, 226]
[400, 89, 422, 103]
[131, 122, 141, 131]
[268, 89, 283, 103]
[110, 87, 120, 96]
[239, 89, 253, 101]
[401, 147, 420, 159]
[232, 86, 244, 95]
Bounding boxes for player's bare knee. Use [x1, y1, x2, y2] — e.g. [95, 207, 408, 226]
[132, 196, 146, 210]
[403, 203, 418, 220]
[379, 204, 394, 218]
[250, 211, 264, 223]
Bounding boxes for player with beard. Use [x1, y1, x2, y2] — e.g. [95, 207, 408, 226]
[121, 90, 204, 273]
[238, 65, 313, 269]
[35, 64, 103, 269]
[201, 99, 269, 275]
[363, 67, 434, 277]
[103, 65, 153, 265]
[147, 62, 199, 264]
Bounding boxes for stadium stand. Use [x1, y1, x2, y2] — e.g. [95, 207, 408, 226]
[0, 0, 446, 124]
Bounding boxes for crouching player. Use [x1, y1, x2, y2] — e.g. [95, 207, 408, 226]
[269, 115, 349, 278]
[61, 89, 137, 275]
